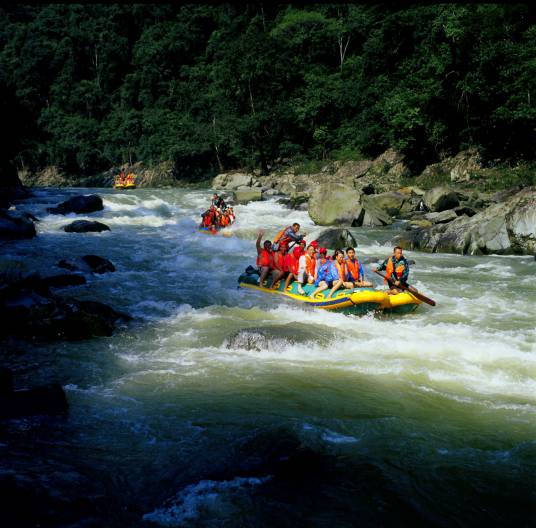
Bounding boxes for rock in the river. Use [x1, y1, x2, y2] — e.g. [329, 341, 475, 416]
[356, 196, 394, 226]
[314, 229, 357, 249]
[423, 186, 460, 212]
[308, 183, 361, 225]
[423, 210, 458, 224]
[58, 255, 115, 274]
[47, 194, 103, 215]
[63, 220, 110, 233]
[233, 188, 262, 204]
[0, 210, 36, 240]
[454, 206, 477, 217]
[213, 172, 254, 190]
[394, 187, 536, 255]
[41, 273, 86, 288]
[365, 191, 408, 216]
[0, 369, 68, 419]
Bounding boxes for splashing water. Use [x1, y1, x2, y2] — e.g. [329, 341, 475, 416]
[2, 187, 535, 527]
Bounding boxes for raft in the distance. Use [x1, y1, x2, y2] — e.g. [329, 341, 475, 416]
[198, 226, 233, 237]
[238, 267, 421, 315]
[113, 183, 137, 190]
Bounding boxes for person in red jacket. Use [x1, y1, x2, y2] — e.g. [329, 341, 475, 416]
[256, 229, 273, 287]
[269, 244, 288, 289]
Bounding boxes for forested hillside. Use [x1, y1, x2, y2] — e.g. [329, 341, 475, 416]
[1, 4, 534, 180]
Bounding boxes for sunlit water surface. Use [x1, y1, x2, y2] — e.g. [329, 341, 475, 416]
[2, 187, 535, 527]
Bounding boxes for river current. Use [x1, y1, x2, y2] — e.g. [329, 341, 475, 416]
[2, 187, 535, 527]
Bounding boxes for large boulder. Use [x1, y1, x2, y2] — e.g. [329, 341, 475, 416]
[423, 210, 458, 224]
[394, 187, 536, 255]
[450, 149, 482, 183]
[63, 220, 110, 233]
[47, 194, 103, 215]
[505, 187, 536, 254]
[308, 183, 362, 225]
[58, 255, 115, 274]
[233, 188, 262, 204]
[213, 172, 254, 190]
[423, 186, 460, 212]
[0, 290, 129, 341]
[0, 210, 36, 240]
[357, 196, 394, 226]
[0, 369, 68, 419]
[314, 229, 357, 250]
[366, 191, 408, 216]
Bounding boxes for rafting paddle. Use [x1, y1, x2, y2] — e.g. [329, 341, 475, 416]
[373, 270, 436, 306]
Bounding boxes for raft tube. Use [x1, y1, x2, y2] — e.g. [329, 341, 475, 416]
[198, 226, 233, 237]
[238, 268, 421, 316]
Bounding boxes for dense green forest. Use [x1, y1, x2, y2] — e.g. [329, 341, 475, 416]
[1, 3, 534, 180]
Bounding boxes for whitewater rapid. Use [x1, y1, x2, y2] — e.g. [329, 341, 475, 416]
[2, 187, 535, 527]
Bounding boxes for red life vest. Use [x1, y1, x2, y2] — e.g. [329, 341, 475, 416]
[346, 258, 360, 281]
[202, 214, 213, 227]
[286, 253, 299, 275]
[272, 251, 286, 271]
[385, 257, 405, 283]
[257, 248, 272, 268]
[305, 254, 316, 276]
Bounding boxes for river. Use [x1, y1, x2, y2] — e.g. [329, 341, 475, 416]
[2, 187, 535, 527]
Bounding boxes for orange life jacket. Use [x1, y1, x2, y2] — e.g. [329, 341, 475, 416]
[257, 248, 272, 268]
[334, 260, 346, 281]
[286, 253, 299, 275]
[346, 258, 361, 281]
[220, 214, 229, 227]
[385, 257, 405, 283]
[305, 254, 316, 276]
[273, 227, 289, 244]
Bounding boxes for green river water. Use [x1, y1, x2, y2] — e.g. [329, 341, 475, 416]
[1, 187, 535, 527]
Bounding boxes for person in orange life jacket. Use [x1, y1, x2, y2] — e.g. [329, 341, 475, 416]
[373, 246, 410, 294]
[345, 247, 372, 288]
[295, 244, 317, 295]
[285, 245, 314, 295]
[256, 229, 273, 287]
[309, 250, 354, 299]
[269, 244, 289, 289]
[273, 222, 305, 250]
[200, 205, 216, 228]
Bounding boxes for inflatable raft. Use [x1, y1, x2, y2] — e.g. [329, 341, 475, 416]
[238, 268, 421, 315]
[113, 183, 136, 190]
[198, 227, 233, 237]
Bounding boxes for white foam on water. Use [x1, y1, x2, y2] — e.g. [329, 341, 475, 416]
[143, 475, 270, 526]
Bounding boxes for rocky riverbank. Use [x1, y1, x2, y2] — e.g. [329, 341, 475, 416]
[212, 149, 535, 256]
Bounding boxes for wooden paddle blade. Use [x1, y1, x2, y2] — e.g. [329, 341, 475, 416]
[373, 269, 436, 307]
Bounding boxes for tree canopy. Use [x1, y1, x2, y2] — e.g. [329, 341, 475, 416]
[1, 4, 534, 179]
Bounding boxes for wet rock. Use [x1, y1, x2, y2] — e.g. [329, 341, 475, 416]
[0, 283, 130, 340]
[63, 220, 110, 233]
[308, 183, 361, 225]
[314, 228, 357, 250]
[233, 188, 262, 204]
[41, 273, 86, 288]
[423, 210, 458, 224]
[423, 186, 460, 212]
[225, 324, 333, 351]
[0, 370, 68, 419]
[47, 194, 103, 215]
[407, 219, 433, 230]
[82, 255, 115, 273]
[0, 210, 37, 240]
[393, 187, 536, 255]
[449, 148, 482, 183]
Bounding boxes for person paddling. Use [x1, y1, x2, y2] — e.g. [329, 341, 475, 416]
[373, 246, 410, 294]
[273, 223, 305, 250]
